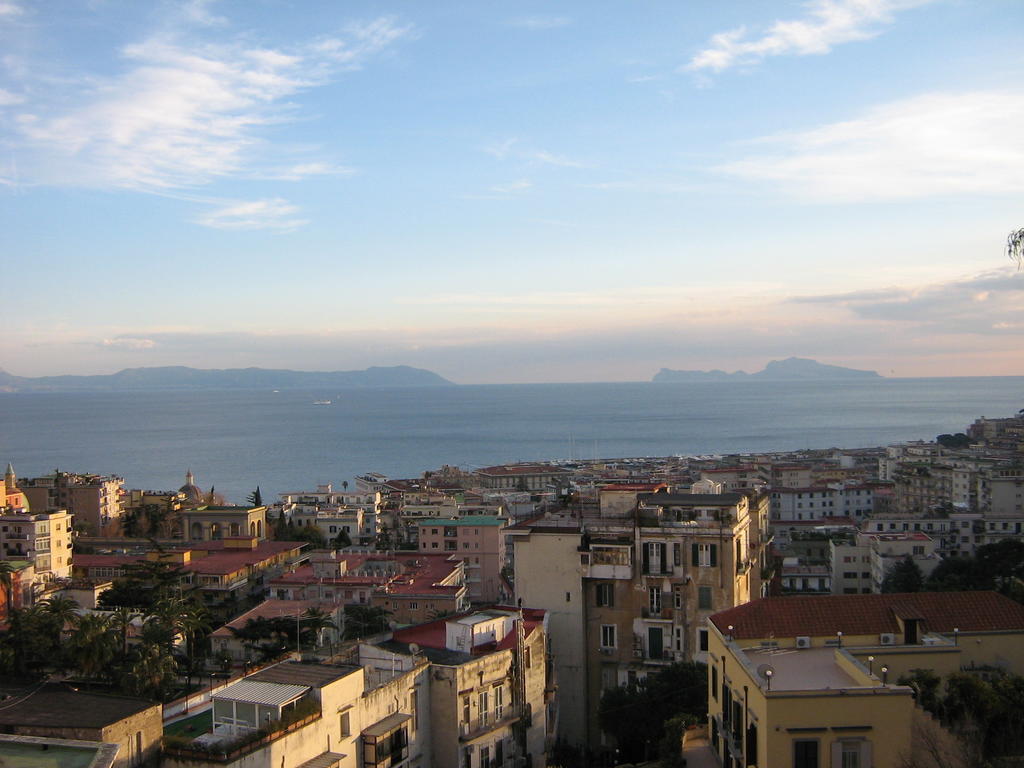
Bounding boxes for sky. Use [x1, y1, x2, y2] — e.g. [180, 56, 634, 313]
[1, 0, 1023, 384]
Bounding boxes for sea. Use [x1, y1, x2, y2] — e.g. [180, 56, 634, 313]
[1, 378, 1022, 504]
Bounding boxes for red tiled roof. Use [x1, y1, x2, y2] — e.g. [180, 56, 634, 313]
[710, 592, 1024, 640]
[74, 541, 304, 577]
[392, 606, 545, 652]
[211, 598, 337, 637]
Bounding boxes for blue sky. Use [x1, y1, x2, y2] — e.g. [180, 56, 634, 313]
[2, 0, 1023, 383]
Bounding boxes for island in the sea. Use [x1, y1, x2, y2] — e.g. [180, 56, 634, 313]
[652, 356, 882, 382]
[0, 364, 454, 392]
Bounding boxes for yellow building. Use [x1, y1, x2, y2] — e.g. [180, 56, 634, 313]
[706, 591, 1024, 768]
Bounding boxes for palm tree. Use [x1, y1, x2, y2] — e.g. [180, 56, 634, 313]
[41, 595, 80, 640]
[299, 607, 338, 649]
[1009, 227, 1024, 269]
[108, 606, 140, 657]
[124, 642, 178, 700]
[67, 613, 116, 680]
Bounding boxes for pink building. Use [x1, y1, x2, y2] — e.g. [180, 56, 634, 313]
[416, 516, 508, 603]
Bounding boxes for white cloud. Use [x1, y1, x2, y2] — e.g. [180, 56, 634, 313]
[100, 337, 156, 350]
[195, 197, 308, 230]
[1, 16, 410, 192]
[489, 179, 532, 194]
[717, 90, 1024, 201]
[269, 162, 354, 181]
[181, 0, 226, 27]
[507, 16, 571, 30]
[0, 88, 23, 105]
[687, 0, 937, 73]
[484, 138, 586, 168]
[0, 1, 22, 17]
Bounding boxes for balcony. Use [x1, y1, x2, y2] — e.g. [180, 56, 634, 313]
[459, 705, 522, 741]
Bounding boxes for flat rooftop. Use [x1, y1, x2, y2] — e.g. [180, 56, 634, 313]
[741, 647, 862, 692]
[248, 661, 358, 689]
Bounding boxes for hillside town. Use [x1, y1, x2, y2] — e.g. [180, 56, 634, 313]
[1, 408, 1023, 768]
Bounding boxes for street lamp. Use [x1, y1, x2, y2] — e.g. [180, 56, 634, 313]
[881, 665, 889, 684]
[867, 656, 875, 675]
[728, 625, 734, 641]
[836, 631, 843, 648]
[953, 627, 959, 646]
[765, 668, 773, 691]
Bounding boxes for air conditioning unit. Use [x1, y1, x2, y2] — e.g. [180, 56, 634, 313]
[879, 633, 896, 645]
[599, 647, 613, 655]
[796, 636, 811, 649]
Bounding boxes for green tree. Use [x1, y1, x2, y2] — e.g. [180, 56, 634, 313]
[66, 613, 116, 680]
[288, 525, 327, 548]
[343, 605, 391, 639]
[246, 486, 263, 507]
[882, 557, 924, 593]
[333, 529, 352, 549]
[598, 662, 707, 763]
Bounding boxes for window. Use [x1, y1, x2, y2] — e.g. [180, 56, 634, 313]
[596, 582, 614, 607]
[711, 665, 718, 699]
[643, 542, 667, 574]
[649, 586, 662, 614]
[673, 586, 684, 609]
[673, 542, 682, 566]
[339, 711, 350, 737]
[463, 696, 471, 725]
[601, 624, 617, 649]
[698, 586, 713, 610]
[698, 628, 709, 652]
[794, 739, 819, 768]
[494, 685, 504, 719]
[693, 543, 717, 567]
[479, 691, 490, 726]
[481, 746, 491, 768]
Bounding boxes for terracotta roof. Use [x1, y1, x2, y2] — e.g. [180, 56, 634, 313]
[211, 598, 338, 637]
[710, 592, 1024, 640]
[391, 606, 545, 655]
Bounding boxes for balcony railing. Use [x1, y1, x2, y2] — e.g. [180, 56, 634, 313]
[459, 705, 522, 741]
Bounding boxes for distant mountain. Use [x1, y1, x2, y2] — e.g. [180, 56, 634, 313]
[652, 357, 882, 383]
[0, 365, 455, 392]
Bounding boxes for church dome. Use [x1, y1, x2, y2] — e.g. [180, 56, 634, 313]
[179, 469, 204, 504]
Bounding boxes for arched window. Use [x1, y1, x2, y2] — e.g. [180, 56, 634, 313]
[250, 522, 257, 537]
[190, 522, 202, 540]
[230, 523, 240, 537]
[211, 523, 222, 540]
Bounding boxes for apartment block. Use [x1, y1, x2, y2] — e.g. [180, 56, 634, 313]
[416, 516, 508, 603]
[19, 470, 124, 535]
[508, 488, 770, 750]
[0, 508, 73, 583]
[705, 592, 1024, 768]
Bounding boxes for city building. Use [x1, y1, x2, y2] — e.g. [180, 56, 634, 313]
[181, 505, 268, 542]
[704, 591, 1024, 768]
[0, 508, 73, 583]
[508, 487, 770, 750]
[474, 464, 573, 491]
[381, 606, 551, 768]
[73, 538, 306, 619]
[18, 470, 124, 535]
[416, 516, 508, 603]
[0, 682, 162, 768]
[268, 551, 469, 625]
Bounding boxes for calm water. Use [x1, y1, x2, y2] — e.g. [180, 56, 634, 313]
[1, 378, 1022, 503]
